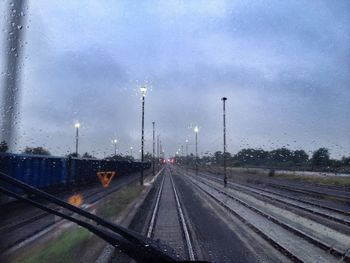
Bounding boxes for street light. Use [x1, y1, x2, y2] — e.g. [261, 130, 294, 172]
[75, 121, 80, 156]
[222, 97, 227, 187]
[194, 125, 199, 175]
[140, 86, 147, 97]
[112, 139, 118, 156]
[152, 121, 155, 176]
[130, 146, 133, 157]
[157, 135, 160, 171]
[185, 139, 189, 156]
[140, 85, 148, 185]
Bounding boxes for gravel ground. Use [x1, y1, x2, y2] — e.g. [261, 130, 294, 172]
[172, 167, 293, 263]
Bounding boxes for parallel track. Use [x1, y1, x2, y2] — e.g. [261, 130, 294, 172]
[199, 169, 350, 203]
[0, 172, 147, 254]
[181, 169, 350, 263]
[147, 167, 195, 261]
[199, 172, 350, 226]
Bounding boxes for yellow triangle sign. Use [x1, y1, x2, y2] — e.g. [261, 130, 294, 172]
[97, 171, 116, 188]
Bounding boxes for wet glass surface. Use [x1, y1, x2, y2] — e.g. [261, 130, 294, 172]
[0, 1, 349, 262]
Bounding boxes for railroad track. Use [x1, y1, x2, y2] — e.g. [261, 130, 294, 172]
[197, 172, 350, 226]
[198, 169, 350, 211]
[0, 172, 148, 254]
[146, 167, 195, 261]
[182, 170, 350, 263]
[198, 169, 350, 203]
[261, 182, 350, 203]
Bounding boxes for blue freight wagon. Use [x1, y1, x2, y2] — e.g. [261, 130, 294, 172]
[0, 153, 151, 196]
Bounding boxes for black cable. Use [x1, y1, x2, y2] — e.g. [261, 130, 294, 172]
[0, 172, 176, 262]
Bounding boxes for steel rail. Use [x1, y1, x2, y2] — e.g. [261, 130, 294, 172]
[147, 171, 166, 238]
[197, 171, 350, 224]
[0, 171, 177, 262]
[192, 175, 350, 262]
[0, 171, 151, 251]
[169, 171, 195, 261]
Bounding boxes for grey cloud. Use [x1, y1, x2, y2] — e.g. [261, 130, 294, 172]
[1, 0, 348, 158]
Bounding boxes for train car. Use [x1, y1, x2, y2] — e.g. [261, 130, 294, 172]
[0, 153, 151, 198]
[0, 153, 67, 193]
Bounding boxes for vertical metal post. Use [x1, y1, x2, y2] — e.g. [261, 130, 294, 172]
[140, 95, 145, 185]
[195, 132, 198, 176]
[160, 140, 162, 159]
[186, 140, 188, 157]
[75, 126, 79, 156]
[157, 135, 160, 171]
[222, 97, 227, 187]
[152, 122, 155, 176]
[114, 143, 117, 156]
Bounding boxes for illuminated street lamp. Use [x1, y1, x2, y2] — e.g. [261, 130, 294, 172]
[194, 125, 199, 175]
[140, 85, 148, 185]
[130, 146, 133, 157]
[112, 139, 118, 156]
[185, 139, 189, 156]
[75, 121, 80, 156]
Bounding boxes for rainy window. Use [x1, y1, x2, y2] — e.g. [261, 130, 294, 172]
[0, 1, 349, 263]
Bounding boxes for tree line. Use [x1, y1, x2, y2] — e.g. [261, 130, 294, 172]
[175, 147, 350, 172]
[1, 140, 349, 171]
[0, 141, 136, 162]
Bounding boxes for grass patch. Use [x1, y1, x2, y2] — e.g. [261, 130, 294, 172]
[205, 166, 350, 187]
[96, 184, 143, 219]
[20, 228, 90, 263]
[17, 184, 144, 263]
[272, 173, 350, 187]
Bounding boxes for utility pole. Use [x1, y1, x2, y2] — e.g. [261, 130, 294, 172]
[222, 97, 228, 187]
[140, 86, 147, 185]
[194, 126, 199, 175]
[185, 139, 189, 156]
[75, 122, 80, 156]
[157, 135, 160, 171]
[113, 139, 117, 156]
[152, 122, 155, 176]
[160, 140, 163, 160]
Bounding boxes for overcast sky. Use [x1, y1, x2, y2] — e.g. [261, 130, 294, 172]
[1, 0, 349, 158]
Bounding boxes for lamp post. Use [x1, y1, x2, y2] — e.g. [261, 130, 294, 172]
[185, 139, 189, 156]
[185, 139, 189, 170]
[140, 85, 147, 185]
[152, 121, 155, 176]
[222, 97, 227, 187]
[112, 139, 118, 156]
[157, 135, 160, 171]
[160, 140, 162, 159]
[75, 121, 80, 156]
[194, 126, 199, 175]
[130, 146, 133, 158]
